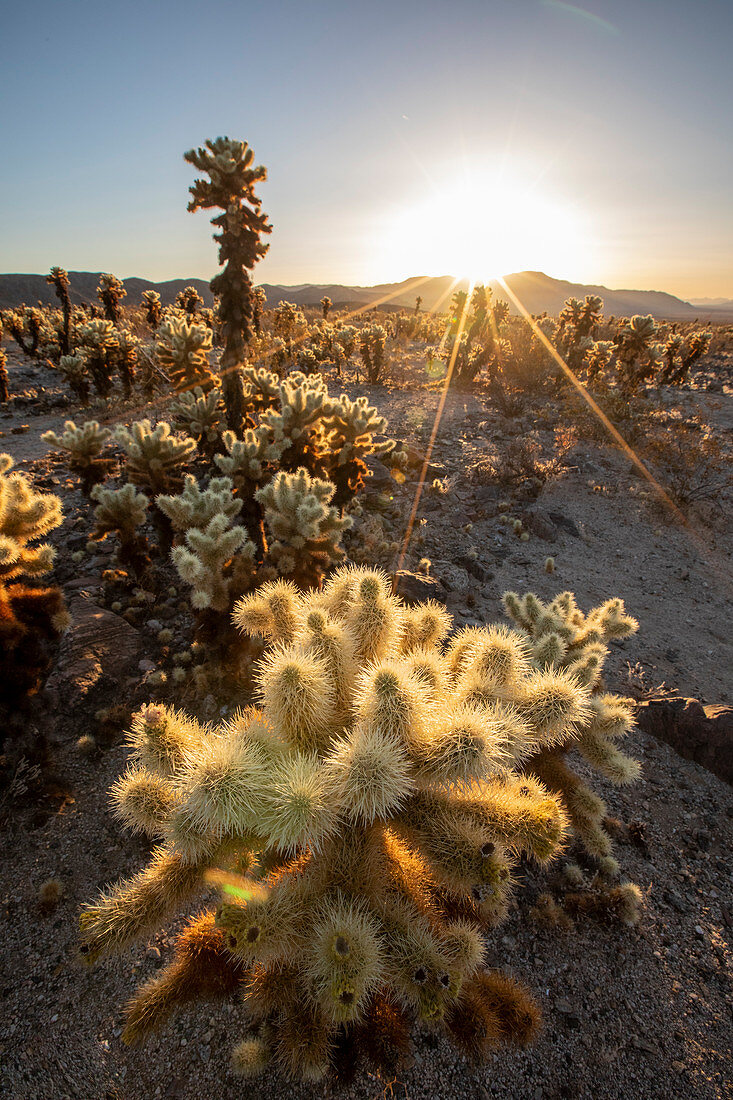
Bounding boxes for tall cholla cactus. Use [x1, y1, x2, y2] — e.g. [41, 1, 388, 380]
[503, 591, 641, 887]
[176, 286, 204, 317]
[77, 318, 119, 397]
[252, 286, 267, 335]
[58, 352, 90, 403]
[0, 454, 67, 707]
[78, 568, 605, 1082]
[46, 266, 72, 356]
[155, 315, 217, 393]
[97, 273, 127, 325]
[184, 138, 272, 433]
[141, 290, 163, 330]
[320, 295, 332, 320]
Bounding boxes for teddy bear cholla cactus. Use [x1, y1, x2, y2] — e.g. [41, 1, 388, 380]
[91, 482, 150, 576]
[155, 315, 217, 393]
[78, 568, 600, 1082]
[57, 352, 90, 402]
[256, 468, 351, 587]
[42, 420, 113, 491]
[0, 454, 68, 707]
[141, 289, 163, 329]
[166, 468, 350, 613]
[169, 387, 223, 456]
[0, 317, 9, 404]
[114, 420, 196, 494]
[97, 273, 127, 324]
[503, 590, 641, 886]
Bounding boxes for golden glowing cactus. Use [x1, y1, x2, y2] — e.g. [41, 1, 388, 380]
[79, 568, 616, 1082]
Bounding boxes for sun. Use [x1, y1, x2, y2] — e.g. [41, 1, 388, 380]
[375, 167, 592, 285]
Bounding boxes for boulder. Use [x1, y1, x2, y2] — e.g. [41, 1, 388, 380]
[46, 595, 143, 718]
[392, 570, 448, 606]
[636, 696, 733, 785]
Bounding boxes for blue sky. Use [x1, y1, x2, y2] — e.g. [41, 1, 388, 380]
[1, 0, 731, 296]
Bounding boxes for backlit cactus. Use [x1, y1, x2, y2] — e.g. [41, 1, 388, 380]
[359, 324, 388, 383]
[97, 273, 127, 325]
[42, 419, 113, 491]
[114, 420, 196, 494]
[0, 454, 68, 710]
[46, 266, 72, 355]
[184, 137, 272, 432]
[77, 318, 119, 397]
[0, 318, 8, 403]
[255, 467, 352, 587]
[176, 285, 204, 317]
[157, 474, 242, 536]
[141, 290, 163, 330]
[91, 482, 150, 575]
[503, 590, 641, 886]
[155, 315, 217, 393]
[658, 328, 712, 386]
[614, 314, 663, 390]
[78, 569, 611, 1082]
[169, 387, 223, 455]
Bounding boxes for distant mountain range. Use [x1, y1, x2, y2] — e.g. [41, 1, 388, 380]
[1, 269, 731, 321]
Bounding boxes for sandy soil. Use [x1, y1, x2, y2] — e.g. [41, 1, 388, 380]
[1, 338, 732, 1100]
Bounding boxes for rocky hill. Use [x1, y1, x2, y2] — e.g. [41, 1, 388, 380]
[2, 269, 731, 320]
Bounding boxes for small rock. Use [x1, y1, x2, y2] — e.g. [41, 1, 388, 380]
[636, 697, 733, 784]
[547, 511, 581, 538]
[392, 570, 448, 606]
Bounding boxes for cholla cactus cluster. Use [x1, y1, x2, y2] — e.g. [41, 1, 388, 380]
[0, 454, 67, 708]
[503, 590, 641, 882]
[168, 389, 222, 453]
[613, 315, 663, 390]
[659, 329, 712, 386]
[2, 306, 43, 358]
[155, 316, 217, 393]
[443, 287, 511, 390]
[161, 468, 351, 617]
[157, 474, 242, 536]
[214, 369, 397, 506]
[76, 319, 125, 397]
[57, 353, 90, 402]
[80, 567, 604, 1081]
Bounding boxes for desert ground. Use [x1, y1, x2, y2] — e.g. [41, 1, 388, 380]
[1, 326, 732, 1100]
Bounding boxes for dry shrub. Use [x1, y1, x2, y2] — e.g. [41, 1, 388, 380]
[471, 426, 578, 500]
[640, 418, 731, 508]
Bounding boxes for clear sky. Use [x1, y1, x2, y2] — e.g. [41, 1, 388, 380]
[1, 0, 731, 298]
